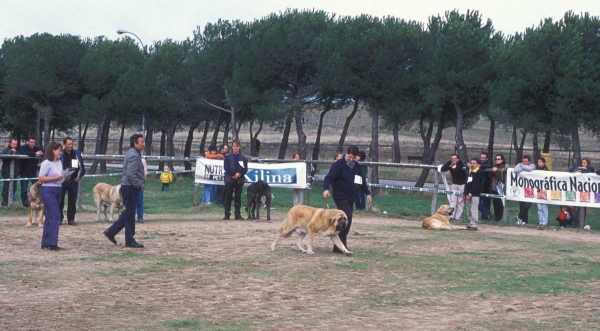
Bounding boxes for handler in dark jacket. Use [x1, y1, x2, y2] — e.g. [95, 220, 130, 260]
[223, 139, 248, 220]
[463, 158, 484, 231]
[1, 138, 21, 207]
[440, 154, 467, 220]
[59, 137, 85, 226]
[103, 134, 145, 248]
[19, 137, 43, 207]
[323, 145, 371, 253]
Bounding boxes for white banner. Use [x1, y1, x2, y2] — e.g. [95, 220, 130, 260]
[194, 157, 307, 188]
[506, 168, 600, 207]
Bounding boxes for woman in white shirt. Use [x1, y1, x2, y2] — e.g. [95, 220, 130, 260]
[38, 142, 65, 251]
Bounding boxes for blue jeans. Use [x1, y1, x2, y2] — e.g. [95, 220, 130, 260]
[202, 184, 216, 203]
[479, 198, 491, 220]
[40, 186, 62, 246]
[537, 203, 548, 225]
[105, 185, 139, 245]
[137, 190, 144, 221]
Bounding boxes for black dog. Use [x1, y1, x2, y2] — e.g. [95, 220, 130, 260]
[245, 180, 271, 222]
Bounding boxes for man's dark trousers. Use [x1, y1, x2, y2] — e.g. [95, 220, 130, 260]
[105, 185, 139, 245]
[518, 202, 532, 224]
[224, 181, 244, 217]
[333, 199, 354, 252]
[60, 179, 78, 222]
[20, 176, 37, 206]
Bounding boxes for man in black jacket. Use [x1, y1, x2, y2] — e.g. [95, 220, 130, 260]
[19, 137, 43, 207]
[223, 140, 247, 220]
[440, 154, 467, 220]
[1, 138, 21, 207]
[478, 152, 492, 221]
[464, 158, 484, 231]
[323, 145, 372, 253]
[59, 137, 85, 226]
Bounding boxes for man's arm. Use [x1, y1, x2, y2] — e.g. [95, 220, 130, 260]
[323, 161, 341, 192]
[514, 163, 535, 174]
[440, 160, 452, 172]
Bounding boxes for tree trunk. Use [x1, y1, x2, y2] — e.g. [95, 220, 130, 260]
[78, 121, 89, 152]
[277, 111, 294, 159]
[211, 111, 223, 147]
[571, 125, 581, 168]
[199, 120, 210, 155]
[311, 99, 333, 175]
[487, 118, 495, 159]
[166, 125, 176, 170]
[337, 99, 360, 153]
[512, 126, 527, 163]
[51, 127, 55, 142]
[89, 112, 111, 174]
[118, 122, 126, 155]
[249, 119, 264, 158]
[532, 131, 540, 162]
[294, 106, 308, 160]
[415, 114, 444, 188]
[542, 131, 551, 153]
[415, 114, 434, 188]
[369, 107, 380, 196]
[223, 120, 230, 146]
[392, 122, 401, 163]
[453, 103, 469, 162]
[145, 125, 153, 156]
[158, 130, 166, 171]
[184, 120, 201, 170]
[43, 110, 51, 148]
[99, 118, 111, 173]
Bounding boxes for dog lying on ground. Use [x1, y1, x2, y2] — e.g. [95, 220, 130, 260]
[245, 180, 271, 222]
[422, 204, 467, 230]
[93, 183, 123, 222]
[26, 181, 44, 228]
[271, 205, 352, 256]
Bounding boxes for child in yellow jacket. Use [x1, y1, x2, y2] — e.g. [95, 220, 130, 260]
[160, 167, 173, 191]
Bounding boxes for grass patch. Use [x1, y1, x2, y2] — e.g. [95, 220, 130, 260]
[163, 319, 252, 331]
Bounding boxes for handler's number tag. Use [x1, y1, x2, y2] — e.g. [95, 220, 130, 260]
[354, 175, 362, 185]
[467, 177, 473, 183]
[71, 159, 79, 168]
[238, 161, 244, 168]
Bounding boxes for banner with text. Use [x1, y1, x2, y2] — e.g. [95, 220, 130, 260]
[194, 158, 307, 188]
[506, 168, 600, 207]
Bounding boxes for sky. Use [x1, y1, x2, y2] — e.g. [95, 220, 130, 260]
[1, 0, 599, 45]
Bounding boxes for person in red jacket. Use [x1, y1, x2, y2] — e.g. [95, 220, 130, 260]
[556, 206, 575, 228]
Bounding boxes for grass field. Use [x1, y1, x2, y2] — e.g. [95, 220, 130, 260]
[1, 175, 600, 330]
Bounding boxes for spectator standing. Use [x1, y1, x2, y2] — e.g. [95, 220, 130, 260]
[323, 145, 372, 253]
[19, 137, 43, 207]
[440, 154, 467, 220]
[38, 141, 65, 251]
[103, 134, 146, 248]
[203, 145, 222, 204]
[536, 157, 549, 230]
[478, 153, 492, 221]
[515, 155, 536, 225]
[160, 167, 173, 191]
[489, 154, 506, 221]
[463, 158, 484, 231]
[223, 139, 248, 220]
[569, 158, 594, 228]
[1, 138, 21, 207]
[215, 144, 229, 206]
[292, 152, 304, 206]
[59, 137, 85, 226]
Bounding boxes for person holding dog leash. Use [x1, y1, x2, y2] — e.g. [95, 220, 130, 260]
[38, 141, 65, 251]
[323, 145, 371, 254]
[103, 134, 146, 248]
[223, 139, 248, 220]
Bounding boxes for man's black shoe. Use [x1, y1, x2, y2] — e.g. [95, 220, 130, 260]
[234, 215, 245, 220]
[467, 226, 478, 231]
[126, 242, 144, 248]
[103, 231, 117, 245]
[223, 216, 230, 220]
[68, 220, 77, 226]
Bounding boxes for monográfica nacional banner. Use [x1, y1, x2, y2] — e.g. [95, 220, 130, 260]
[194, 157, 307, 189]
[506, 168, 600, 207]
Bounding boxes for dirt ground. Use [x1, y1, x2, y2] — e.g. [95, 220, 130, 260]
[1, 210, 600, 330]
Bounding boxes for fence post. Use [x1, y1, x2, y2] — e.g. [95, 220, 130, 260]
[430, 164, 439, 216]
[305, 162, 311, 207]
[8, 160, 15, 206]
[193, 182, 200, 207]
